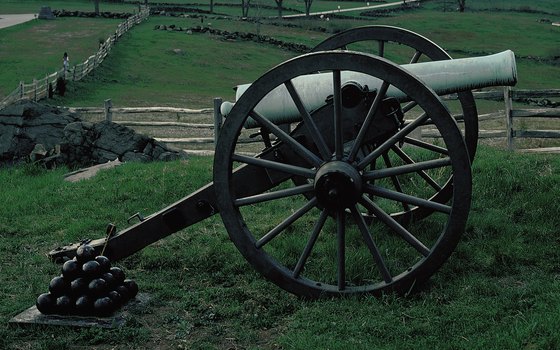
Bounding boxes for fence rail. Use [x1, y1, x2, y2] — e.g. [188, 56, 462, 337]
[503, 87, 560, 151]
[0, 7, 150, 109]
[70, 90, 559, 154]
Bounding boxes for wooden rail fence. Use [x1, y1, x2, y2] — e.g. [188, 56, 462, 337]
[73, 89, 560, 154]
[0, 7, 150, 109]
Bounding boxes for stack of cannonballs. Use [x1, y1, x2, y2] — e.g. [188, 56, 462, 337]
[35, 244, 138, 317]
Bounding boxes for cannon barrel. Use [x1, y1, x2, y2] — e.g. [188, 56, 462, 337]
[221, 50, 517, 128]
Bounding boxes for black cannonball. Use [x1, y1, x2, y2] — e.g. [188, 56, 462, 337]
[101, 272, 116, 289]
[75, 295, 94, 315]
[107, 290, 123, 307]
[56, 295, 73, 315]
[88, 278, 108, 297]
[95, 255, 111, 272]
[70, 277, 89, 297]
[76, 244, 96, 263]
[93, 296, 114, 316]
[36, 293, 56, 314]
[62, 259, 81, 280]
[48, 276, 69, 297]
[115, 284, 130, 302]
[82, 260, 101, 278]
[123, 279, 139, 299]
[109, 267, 125, 284]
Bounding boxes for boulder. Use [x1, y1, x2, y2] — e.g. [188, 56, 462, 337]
[38, 6, 56, 20]
[0, 100, 188, 168]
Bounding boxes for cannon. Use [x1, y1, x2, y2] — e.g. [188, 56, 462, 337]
[49, 26, 517, 299]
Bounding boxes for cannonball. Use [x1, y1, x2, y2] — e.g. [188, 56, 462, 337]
[56, 295, 73, 314]
[48, 276, 69, 297]
[115, 284, 130, 302]
[109, 267, 125, 284]
[94, 255, 111, 272]
[101, 272, 116, 289]
[93, 296, 114, 316]
[123, 279, 139, 299]
[76, 244, 96, 263]
[82, 260, 101, 278]
[75, 295, 94, 315]
[62, 259, 81, 280]
[88, 278, 108, 297]
[36, 293, 56, 314]
[70, 277, 89, 297]
[107, 290, 123, 307]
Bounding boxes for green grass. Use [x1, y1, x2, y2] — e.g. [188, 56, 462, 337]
[0, 147, 559, 349]
[0, 17, 123, 97]
[0, 0, 139, 14]
[1, 1, 559, 106]
[1, 1, 559, 349]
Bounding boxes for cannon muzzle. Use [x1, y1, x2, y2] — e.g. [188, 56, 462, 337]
[221, 50, 517, 128]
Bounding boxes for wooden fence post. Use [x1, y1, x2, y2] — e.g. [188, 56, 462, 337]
[504, 86, 514, 150]
[104, 99, 113, 122]
[19, 81, 24, 100]
[213, 97, 223, 147]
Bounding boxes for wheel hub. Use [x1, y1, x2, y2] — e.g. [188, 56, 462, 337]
[314, 161, 363, 210]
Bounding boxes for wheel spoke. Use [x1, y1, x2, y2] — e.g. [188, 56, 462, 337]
[402, 101, 417, 113]
[255, 197, 318, 249]
[402, 137, 449, 155]
[364, 184, 452, 214]
[410, 50, 422, 64]
[348, 81, 390, 163]
[363, 156, 451, 181]
[357, 113, 430, 170]
[360, 196, 431, 257]
[285, 80, 331, 160]
[350, 205, 392, 283]
[333, 70, 343, 160]
[390, 146, 443, 191]
[292, 209, 329, 279]
[336, 210, 346, 290]
[233, 153, 315, 179]
[235, 183, 314, 207]
[249, 110, 322, 167]
[382, 152, 411, 212]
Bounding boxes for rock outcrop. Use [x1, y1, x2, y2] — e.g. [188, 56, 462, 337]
[0, 100, 188, 168]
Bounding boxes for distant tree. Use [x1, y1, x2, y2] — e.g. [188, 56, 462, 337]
[457, 0, 466, 12]
[304, 0, 313, 16]
[275, 0, 283, 19]
[241, 0, 250, 17]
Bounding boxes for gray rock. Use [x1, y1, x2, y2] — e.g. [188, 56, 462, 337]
[0, 100, 188, 168]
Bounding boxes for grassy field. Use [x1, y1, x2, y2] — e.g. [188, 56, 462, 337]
[0, 0, 139, 14]
[0, 17, 123, 97]
[0, 146, 559, 349]
[1, 0, 559, 107]
[1, 1, 560, 348]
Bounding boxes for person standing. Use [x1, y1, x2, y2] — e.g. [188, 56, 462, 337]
[63, 52, 69, 74]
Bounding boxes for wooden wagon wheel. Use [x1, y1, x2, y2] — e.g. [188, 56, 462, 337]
[214, 51, 472, 298]
[310, 25, 478, 222]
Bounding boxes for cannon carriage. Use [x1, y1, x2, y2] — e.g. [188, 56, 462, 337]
[49, 26, 517, 299]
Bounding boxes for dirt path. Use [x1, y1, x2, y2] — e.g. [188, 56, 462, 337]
[0, 14, 37, 30]
[282, 0, 418, 18]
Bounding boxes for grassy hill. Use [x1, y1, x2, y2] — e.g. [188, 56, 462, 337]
[1, 2, 560, 348]
[1, 0, 559, 107]
[0, 146, 559, 349]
